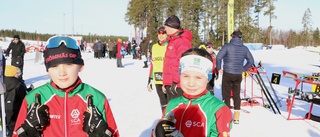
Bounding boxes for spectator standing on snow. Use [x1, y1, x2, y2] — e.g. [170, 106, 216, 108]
[5, 34, 26, 80]
[4, 65, 33, 136]
[96, 38, 103, 59]
[13, 36, 120, 137]
[205, 42, 219, 95]
[102, 41, 107, 58]
[147, 27, 169, 113]
[140, 37, 149, 66]
[127, 41, 132, 55]
[216, 30, 254, 124]
[92, 40, 98, 58]
[162, 15, 192, 101]
[107, 39, 115, 59]
[116, 38, 124, 68]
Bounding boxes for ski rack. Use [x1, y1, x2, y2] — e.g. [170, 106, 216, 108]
[240, 71, 265, 107]
[283, 70, 320, 120]
[249, 66, 281, 114]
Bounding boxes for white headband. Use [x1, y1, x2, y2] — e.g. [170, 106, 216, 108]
[180, 55, 212, 78]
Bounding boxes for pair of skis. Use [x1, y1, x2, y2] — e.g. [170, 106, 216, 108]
[249, 64, 281, 114]
[257, 62, 283, 107]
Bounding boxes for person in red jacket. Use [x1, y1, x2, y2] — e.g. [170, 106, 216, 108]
[13, 36, 120, 137]
[162, 15, 192, 101]
[116, 38, 124, 68]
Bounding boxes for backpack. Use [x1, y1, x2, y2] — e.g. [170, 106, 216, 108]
[121, 43, 126, 55]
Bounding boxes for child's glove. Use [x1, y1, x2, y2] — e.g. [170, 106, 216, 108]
[170, 82, 178, 95]
[153, 112, 183, 137]
[83, 95, 111, 137]
[147, 78, 153, 92]
[16, 101, 49, 137]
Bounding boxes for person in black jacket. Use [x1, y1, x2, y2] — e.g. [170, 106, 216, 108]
[5, 35, 26, 80]
[4, 65, 33, 136]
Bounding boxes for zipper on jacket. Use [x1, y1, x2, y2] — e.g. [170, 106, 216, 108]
[64, 92, 68, 137]
[179, 100, 192, 132]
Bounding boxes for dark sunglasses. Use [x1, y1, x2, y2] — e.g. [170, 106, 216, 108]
[46, 36, 79, 49]
[158, 31, 166, 35]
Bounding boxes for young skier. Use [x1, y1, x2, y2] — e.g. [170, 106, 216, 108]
[12, 36, 120, 137]
[153, 48, 232, 137]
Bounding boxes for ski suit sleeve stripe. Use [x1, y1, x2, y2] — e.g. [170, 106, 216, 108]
[12, 98, 28, 137]
[215, 106, 232, 137]
[104, 99, 120, 137]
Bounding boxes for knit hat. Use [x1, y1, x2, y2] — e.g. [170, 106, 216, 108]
[5, 65, 19, 77]
[180, 55, 212, 79]
[164, 15, 181, 29]
[231, 30, 242, 38]
[13, 34, 20, 39]
[158, 26, 165, 32]
[43, 36, 84, 71]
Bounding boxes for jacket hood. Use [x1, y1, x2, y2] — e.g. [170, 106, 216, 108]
[168, 29, 193, 41]
[180, 29, 193, 41]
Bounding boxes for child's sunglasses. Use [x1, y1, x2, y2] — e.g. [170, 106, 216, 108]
[46, 36, 79, 49]
[157, 31, 166, 35]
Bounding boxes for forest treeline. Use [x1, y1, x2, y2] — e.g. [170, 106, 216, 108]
[0, 29, 128, 44]
[125, 0, 320, 48]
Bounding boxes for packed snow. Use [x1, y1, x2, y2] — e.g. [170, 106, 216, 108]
[1, 45, 320, 137]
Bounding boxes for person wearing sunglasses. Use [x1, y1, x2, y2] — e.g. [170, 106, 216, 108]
[205, 42, 219, 95]
[5, 34, 26, 81]
[147, 27, 169, 114]
[12, 36, 120, 137]
[163, 15, 192, 101]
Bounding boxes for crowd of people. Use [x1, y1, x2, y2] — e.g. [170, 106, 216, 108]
[1, 14, 254, 137]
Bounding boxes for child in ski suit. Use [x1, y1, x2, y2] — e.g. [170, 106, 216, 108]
[153, 48, 233, 137]
[13, 36, 120, 137]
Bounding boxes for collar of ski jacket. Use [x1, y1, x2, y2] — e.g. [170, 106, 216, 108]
[183, 89, 208, 99]
[158, 40, 168, 46]
[50, 77, 82, 93]
[167, 29, 193, 42]
[230, 38, 244, 46]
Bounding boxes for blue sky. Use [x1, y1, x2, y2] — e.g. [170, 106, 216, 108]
[0, 0, 319, 37]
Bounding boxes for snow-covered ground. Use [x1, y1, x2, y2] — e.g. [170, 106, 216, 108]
[2, 46, 320, 137]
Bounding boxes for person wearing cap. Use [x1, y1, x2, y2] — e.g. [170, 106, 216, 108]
[205, 42, 219, 95]
[216, 30, 254, 124]
[153, 48, 232, 137]
[13, 36, 120, 137]
[5, 34, 26, 80]
[162, 15, 193, 101]
[116, 38, 124, 68]
[4, 65, 33, 136]
[147, 26, 169, 113]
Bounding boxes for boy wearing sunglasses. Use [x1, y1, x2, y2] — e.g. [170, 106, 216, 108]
[13, 36, 120, 137]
